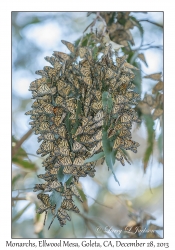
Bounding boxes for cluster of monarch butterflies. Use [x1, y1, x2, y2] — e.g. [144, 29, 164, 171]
[26, 39, 141, 228]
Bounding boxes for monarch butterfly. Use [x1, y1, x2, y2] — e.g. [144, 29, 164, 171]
[57, 80, 68, 92]
[61, 189, 73, 199]
[102, 44, 111, 56]
[89, 130, 102, 143]
[37, 193, 51, 207]
[152, 81, 163, 94]
[123, 62, 139, 71]
[48, 180, 62, 189]
[153, 108, 163, 120]
[57, 126, 67, 138]
[40, 133, 55, 141]
[124, 91, 134, 100]
[48, 206, 71, 229]
[60, 156, 72, 166]
[36, 204, 49, 214]
[40, 174, 57, 182]
[112, 103, 122, 115]
[128, 83, 135, 90]
[143, 94, 154, 106]
[73, 157, 84, 167]
[61, 199, 80, 213]
[59, 208, 71, 221]
[78, 47, 88, 58]
[90, 141, 102, 155]
[123, 139, 135, 150]
[63, 165, 75, 175]
[91, 101, 103, 111]
[54, 61, 62, 70]
[119, 129, 131, 138]
[61, 40, 75, 54]
[72, 141, 87, 152]
[60, 86, 71, 97]
[116, 55, 128, 67]
[73, 126, 84, 137]
[33, 183, 47, 192]
[81, 67, 91, 77]
[29, 79, 45, 91]
[105, 68, 117, 79]
[120, 113, 133, 123]
[55, 146, 70, 156]
[40, 141, 54, 152]
[118, 148, 131, 165]
[70, 184, 83, 202]
[66, 99, 77, 114]
[115, 95, 129, 104]
[79, 134, 91, 144]
[92, 90, 102, 101]
[83, 76, 92, 86]
[113, 137, 124, 149]
[116, 151, 125, 166]
[93, 110, 103, 122]
[35, 70, 48, 77]
[130, 147, 137, 153]
[87, 169, 96, 177]
[53, 51, 70, 61]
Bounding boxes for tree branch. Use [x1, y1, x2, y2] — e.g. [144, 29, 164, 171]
[12, 197, 27, 201]
[139, 19, 163, 28]
[12, 129, 33, 157]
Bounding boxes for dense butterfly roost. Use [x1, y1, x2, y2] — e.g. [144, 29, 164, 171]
[26, 40, 141, 229]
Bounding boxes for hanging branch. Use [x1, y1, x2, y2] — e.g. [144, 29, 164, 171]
[12, 129, 33, 157]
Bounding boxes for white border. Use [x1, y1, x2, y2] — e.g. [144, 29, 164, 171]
[1, 0, 174, 248]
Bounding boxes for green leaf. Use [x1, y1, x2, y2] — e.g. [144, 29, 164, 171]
[50, 190, 63, 216]
[143, 114, 155, 172]
[65, 112, 73, 149]
[57, 166, 72, 185]
[157, 128, 163, 159]
[72, 100, 81, 135]
[102, 91, 113, 113]
[12, 135, 28, 158]
[84, 152, 104, 163]
[12, 202, 32, 222]
[12, 157, 37, 171]
[66, 176, 73, 186]
[77, 187, 86, 202]
[102, 129, 120, 185]
[130, 16, 144, 41]
[138, 53, 148, 67]
[12, 174, 22, 188]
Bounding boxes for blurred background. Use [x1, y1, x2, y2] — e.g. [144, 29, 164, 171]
[12, 11, 163, 238]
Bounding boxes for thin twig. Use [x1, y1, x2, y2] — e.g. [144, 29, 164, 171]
[86, 220, 97, 238]
[85, 194, 113, 209]
[12, 197, 27, 201]
[26, 153, 42, 159]
[133, 45, 163, 52]
[12, 129, 33, 157]
[70, 212, 77, 238]
[78, 213, 112, 238]
[12, 187, 33, 192]
[139, 19, 163, 28]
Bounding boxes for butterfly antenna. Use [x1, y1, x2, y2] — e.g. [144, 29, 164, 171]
[43, 210, 48, 226]
[48, 214, 57, 230]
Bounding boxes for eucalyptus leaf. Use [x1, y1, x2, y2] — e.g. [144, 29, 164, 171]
[57, 166, 72, 185]
[102, 91, 113, 113]
[50, 190, 63, 216]
[102, 129, 120, 185]
[12, 157, 37, 171]
[143, 114, 155, 172]
[84, 152, 104, 163]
